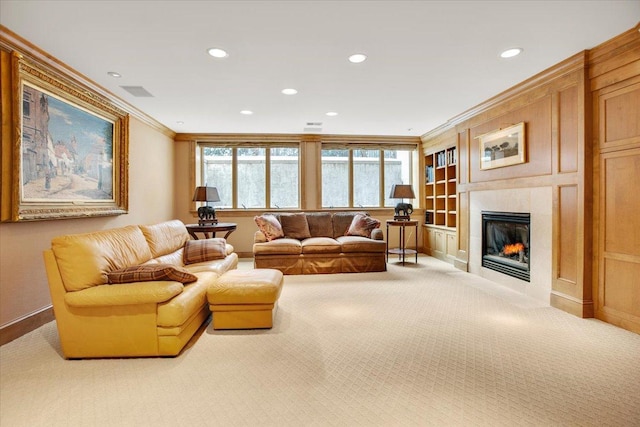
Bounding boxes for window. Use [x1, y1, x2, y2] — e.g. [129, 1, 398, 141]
[200, 144, 300, 209]
[353, 149, 380, 207]
[321, 149, 349, 208]
[270, 147, 299, 208]
[321, 146, 414, 208]
[237, 148, 265, 208]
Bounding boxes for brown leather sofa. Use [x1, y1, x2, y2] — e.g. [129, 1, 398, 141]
[43, 220, 238, 358]
[253, 211, 386, 274]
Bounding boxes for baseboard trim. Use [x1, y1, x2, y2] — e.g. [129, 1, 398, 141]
[550, 291, 594, 318]
[0, 306, 54, 346]
[454, 258, 468, 271]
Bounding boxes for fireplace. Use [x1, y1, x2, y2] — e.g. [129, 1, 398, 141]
[482, 211, 530, 282]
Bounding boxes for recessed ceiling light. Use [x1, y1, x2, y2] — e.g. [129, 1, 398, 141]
[207, 47, 228, 58]
[348, 53, 367, 63]
[176, 121, 184, 125]
[240, 110, 253, 115]
[500, 48, 523, 58]
[281, 88, 298, 95]
[107, 71, 121, 78]
[326, 112, 338, 116]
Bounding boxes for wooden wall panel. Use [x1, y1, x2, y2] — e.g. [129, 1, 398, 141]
[469, 97, 553, 183]
[603, 153, 640, 257]
[599, 81, 640, 151]
[455, 190, 468, 270]
[597, 149, 640, 333]
[559, 85, 579, 173]
[602, 259, 640, 318]
[457, 129, 469, 185]
[558, 185, 578, 284]
[591, 26, 640, 334]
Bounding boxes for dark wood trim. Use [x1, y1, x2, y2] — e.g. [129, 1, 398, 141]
[0, 306, 54, 346]
[175, 132, 420, 145]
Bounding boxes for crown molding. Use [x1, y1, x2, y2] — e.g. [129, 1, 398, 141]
[421, 51, 588, 143]
[0, 25, 175, 139]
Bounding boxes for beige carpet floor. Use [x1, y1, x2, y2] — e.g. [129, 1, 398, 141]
[1, 256, 639, 427]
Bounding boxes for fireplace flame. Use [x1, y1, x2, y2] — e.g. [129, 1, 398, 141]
[503, 242, 524, 255]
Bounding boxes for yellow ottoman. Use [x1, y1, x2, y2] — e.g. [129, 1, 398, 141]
[207, 269, 284, 330]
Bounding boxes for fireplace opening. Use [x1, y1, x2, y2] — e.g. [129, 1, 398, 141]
[482, 211, 530, 282]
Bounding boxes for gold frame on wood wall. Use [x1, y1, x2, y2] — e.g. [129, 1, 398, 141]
[478, 122, 526, 170]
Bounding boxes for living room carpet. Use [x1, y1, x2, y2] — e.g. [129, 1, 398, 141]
[1, 256, 639, 426]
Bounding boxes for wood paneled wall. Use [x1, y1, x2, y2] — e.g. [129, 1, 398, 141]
[423, 53, 592, 316]
[421, 24, 640, 331]
[590, 25, 640, 333]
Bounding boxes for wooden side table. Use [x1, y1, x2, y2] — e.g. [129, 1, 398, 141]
[386, 220, 418, 265]
[186, 222, 237, 240]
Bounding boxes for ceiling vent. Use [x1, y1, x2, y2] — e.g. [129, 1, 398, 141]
[120, 86, 154, 97]
[304, 122, 323, 133]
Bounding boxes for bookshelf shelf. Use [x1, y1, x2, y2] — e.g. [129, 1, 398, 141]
[424, 146, 457, 228]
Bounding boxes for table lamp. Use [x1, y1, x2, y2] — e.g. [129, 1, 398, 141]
[192, 186, 220, 225]
[390, 184, 415, 220]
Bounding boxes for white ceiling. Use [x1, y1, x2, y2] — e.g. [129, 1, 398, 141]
[1, 1, 639, 136]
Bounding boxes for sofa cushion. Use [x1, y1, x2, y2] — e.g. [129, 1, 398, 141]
[301, 237, 342, 254]
[139, 220, 190, 258]
[153, 249, 184, 266]
[157, 271, 217, 327]
[253, 238, 302, 255]
[64, 281, 184, 307]
[185, 252, 238, 274]
[52, 225, 153, 291]
[107, 264, 198, 284]
[332, 211, 367, 238]
[254, 214, 284, 241]
[183, 238, 227, 265]
[306, 212, 334, 237]
[336, 236, 387, 253]
[346, 213, 381, 238]
[280, 213, 312, 239]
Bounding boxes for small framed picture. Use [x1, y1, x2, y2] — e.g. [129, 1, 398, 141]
[478, 122, 526, 170]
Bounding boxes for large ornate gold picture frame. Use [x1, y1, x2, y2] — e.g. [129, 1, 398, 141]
[478, 122, 526, 170]
[2, 52, 128, 221]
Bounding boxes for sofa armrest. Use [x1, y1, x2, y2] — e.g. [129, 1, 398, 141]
[64, 281, 184, 307]
[371, 228, 384, 241]
[254, 230, 267, 243]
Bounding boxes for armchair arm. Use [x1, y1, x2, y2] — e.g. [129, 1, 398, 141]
[64, 281, 183, 307]
[254, 230, 267, 243]
[371, 228, 384, 241]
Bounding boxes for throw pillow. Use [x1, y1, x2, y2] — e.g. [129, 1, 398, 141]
[280, 213, 312, 240]
[346, 213, 381, 238]
[183, 238, 227, 265]
[254, 214, 284, 241]
[107, 264, 197, 284]
[333, 211, 367, 237]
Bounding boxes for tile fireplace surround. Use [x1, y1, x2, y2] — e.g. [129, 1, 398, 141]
[469, 187, 552, 304]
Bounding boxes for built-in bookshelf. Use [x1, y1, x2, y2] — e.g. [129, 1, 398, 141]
[424, 146, 456, 228]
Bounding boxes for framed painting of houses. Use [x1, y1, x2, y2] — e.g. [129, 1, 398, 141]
[1, 52, 129, 221]
[478, 122, 526, 170]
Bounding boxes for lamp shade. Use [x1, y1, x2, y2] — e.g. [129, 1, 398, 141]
[390, 184, 415, 199]
[192, 186, 220, 202]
